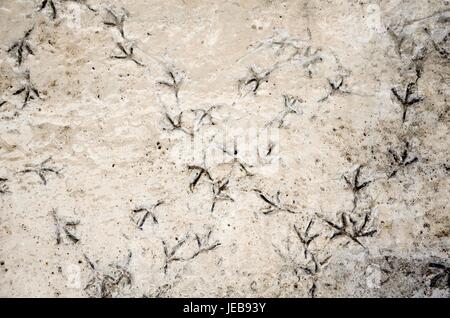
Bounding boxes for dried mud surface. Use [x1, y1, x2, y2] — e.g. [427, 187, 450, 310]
[0, 0, 449, 297]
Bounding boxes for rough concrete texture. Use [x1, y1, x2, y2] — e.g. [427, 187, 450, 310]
[0, 0, 449, 298]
